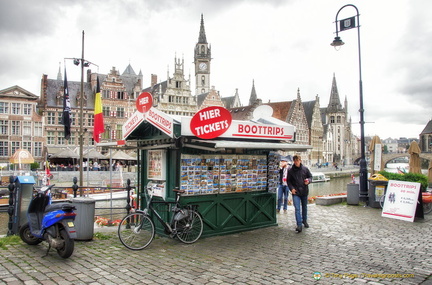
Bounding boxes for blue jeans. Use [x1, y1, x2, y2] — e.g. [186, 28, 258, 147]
[292, 195, 308, 226]
[277, 185, 289, 210]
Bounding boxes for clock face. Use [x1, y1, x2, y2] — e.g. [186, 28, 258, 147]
[199, 62, 207, 70]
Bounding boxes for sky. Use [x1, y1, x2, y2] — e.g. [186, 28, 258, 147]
[1, 0, 431, 140]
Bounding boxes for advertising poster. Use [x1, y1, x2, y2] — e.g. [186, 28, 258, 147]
[381, 180, 421, 222]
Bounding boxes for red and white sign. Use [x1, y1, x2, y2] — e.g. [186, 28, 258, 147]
[182, 117, 295, 140]
[190, 106, 232, 139]
[382, 180, 421, 222]
[136, 92, 153, 113]
[122, 111, 145, 139]
[145, 107, 174, 138]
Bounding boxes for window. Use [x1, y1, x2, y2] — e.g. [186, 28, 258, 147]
[0, 120, 8, 135]
[117, 91, 124, 99]
[103, 90, 110, 99]
[103, 106, 110, 117]
[0, 141, 8, 156]
[201, 76, 205, 86]
[34, 142, 42, 157]
[176, 81, 182, 88]
[116, 107, 124, 118]
[57, 112, 63, 125]
[23, 104, 32, 115]
[11, 103, 20, 115]
[34, 122, 43, 137]
[11, 141, 20, 154]
[57, 132, 65, 145]
[11, 121, 20, 135]
[47, 112, 56, 124]
[47, 131, 55, 145]
[337, 116, 341, 123]
[0, 102, 8, 114]
[330, 116, 335, 124]
[23, 121, 31, 136]
[23, 141, 31, 152]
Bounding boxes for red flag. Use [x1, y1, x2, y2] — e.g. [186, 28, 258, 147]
[93, 77, 104, 143]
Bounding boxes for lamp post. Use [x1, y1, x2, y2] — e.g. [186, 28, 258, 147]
[65, 30, 97, 194]
[330, 4, 368, 201]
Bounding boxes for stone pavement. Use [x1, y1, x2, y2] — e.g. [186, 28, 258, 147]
[1, 204, 431, 285]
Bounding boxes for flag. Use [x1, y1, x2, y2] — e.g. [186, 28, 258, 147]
[339, 16, 356, 31]
[93, 77, 104, 143]
[63, 67, 71, 139]
[45, 161, 51, 185]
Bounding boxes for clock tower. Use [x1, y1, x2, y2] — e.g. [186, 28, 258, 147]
[194, 14, 211, 95]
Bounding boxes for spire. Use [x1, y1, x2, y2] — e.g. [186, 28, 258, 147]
[249, 80, 257, 105]
[327, 73, 343, 113]
[122, 64, 136, 76]
[198, 14, 207, 44]
[57, 62, 62, 80]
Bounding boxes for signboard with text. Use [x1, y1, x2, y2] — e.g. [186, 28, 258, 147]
[189, 106, 232, 139]
[145, 107, 174, 138]
[122, 110, 145, 140]
[382, 180, 421, 222]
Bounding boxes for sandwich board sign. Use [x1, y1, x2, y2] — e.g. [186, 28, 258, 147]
[381, 180, 421, 222]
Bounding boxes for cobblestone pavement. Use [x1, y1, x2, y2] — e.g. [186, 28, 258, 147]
[1, 204, 431, 285]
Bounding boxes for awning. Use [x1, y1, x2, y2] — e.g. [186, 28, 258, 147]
[190, 140, 312, 151]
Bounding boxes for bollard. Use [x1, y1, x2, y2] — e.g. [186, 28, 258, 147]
[126, 179, 132, 215]
[72, 177, 78, 198]
[7, 176, 15, 236]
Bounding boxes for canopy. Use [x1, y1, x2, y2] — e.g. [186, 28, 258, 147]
[408, 141, 421, 174]
[84, 148, 107, 160]
[51, 147, 79, 159]
[108, 150, 137, 160]
[9, 149, 34, 164]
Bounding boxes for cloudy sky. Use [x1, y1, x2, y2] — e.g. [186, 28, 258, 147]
[1, 0, 431, 139]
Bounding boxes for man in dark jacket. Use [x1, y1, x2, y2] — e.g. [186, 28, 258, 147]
[288, 155, 312, 233]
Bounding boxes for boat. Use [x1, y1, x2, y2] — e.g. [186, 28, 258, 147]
[311, 172, 330, 183]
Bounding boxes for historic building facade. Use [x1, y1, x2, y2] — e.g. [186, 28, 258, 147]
[0, 86, 44, 164]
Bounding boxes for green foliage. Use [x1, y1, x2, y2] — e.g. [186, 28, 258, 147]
[378, 171, 428, 191]
[30, 162, 40, 170]
[0, 235, 21, 249]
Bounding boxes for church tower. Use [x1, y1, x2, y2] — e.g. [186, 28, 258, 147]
[194, 14, 211, 95]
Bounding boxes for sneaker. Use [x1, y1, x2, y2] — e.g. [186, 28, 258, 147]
[276, 209, 280, 213]
[303, 221, 309, 228]
[283, 210, 287, 214]
[295, 226, 302, 233]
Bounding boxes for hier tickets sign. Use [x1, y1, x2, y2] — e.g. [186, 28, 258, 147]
[182, 114, 295, 141]
[190, 106, 232, 139]
[381, 180, 421, 222]
[136, 92, 153, 113]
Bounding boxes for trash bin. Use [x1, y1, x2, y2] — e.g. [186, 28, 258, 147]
[72, 197, 96, 241]
[368, 177, 388, 208]
[347, 183, 359, 205]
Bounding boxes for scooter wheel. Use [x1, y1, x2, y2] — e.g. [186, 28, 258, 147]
[19, 223, 42, 245]
[56, 228, 74, 259]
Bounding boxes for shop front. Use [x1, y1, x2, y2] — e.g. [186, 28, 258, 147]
[123, 99, 311, 237]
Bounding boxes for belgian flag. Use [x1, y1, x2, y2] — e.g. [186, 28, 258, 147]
[93, 77, 104, 143]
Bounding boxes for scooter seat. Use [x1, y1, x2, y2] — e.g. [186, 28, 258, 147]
[45, 203, 75, 212]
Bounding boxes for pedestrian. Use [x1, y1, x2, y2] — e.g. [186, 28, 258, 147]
[288, 155, 312, 233]
[277, 156, 291, 213]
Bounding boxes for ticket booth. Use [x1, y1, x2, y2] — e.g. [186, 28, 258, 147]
[123, 97, 311, 237]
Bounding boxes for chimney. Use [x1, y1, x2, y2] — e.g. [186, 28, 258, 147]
[151, 74, 157, 87]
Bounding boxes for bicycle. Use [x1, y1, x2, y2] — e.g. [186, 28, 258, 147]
[118, 186, 203, 250]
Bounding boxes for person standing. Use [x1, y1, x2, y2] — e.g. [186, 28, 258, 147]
[288, 155, 312, 233]
[277, 157, 291, 213]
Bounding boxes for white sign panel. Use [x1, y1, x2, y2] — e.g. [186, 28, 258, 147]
[145, 107, 174, 138]
[381, 180, 421, 222]
[373, 143, 382, 171]
[181, 118, 295, 141]
[122, 111, 145, 139]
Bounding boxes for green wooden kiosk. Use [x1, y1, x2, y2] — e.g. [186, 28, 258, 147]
[123, 102, 311, 237]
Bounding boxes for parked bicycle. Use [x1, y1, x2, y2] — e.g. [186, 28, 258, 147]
[118, 186, 203, 250]
[379, 190, 432, 215]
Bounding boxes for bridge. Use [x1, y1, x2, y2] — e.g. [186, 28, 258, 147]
[353, 152, 432, 166]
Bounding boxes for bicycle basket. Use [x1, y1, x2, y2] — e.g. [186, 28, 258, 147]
[174, 209, 189, 221]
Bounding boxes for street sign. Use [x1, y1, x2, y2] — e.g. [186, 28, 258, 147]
[136, 92, 153, 113]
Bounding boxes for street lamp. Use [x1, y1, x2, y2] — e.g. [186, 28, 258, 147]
[330, 4, 368, 201]
[65, 30, 97, 194]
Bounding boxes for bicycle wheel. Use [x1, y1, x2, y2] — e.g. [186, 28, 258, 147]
[423, 202, 432, 215]
[118, 212, 155, 250]
[175, 210, 203, 244]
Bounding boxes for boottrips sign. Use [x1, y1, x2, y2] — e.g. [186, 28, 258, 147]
[190, 106, 232, 139]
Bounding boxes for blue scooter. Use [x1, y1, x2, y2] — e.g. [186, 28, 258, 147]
[19, 184, 77, 258]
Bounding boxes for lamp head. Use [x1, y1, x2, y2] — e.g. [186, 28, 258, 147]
[84, 61, 90, 67]
[73, 59, 80, 66]
[331, 36, 345, 50]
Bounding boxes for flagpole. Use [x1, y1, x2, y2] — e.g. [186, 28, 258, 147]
[79, 30, 85, 193]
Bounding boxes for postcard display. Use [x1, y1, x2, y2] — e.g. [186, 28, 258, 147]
[180, 154, 279, 195]
[147, 150, 167, 198]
